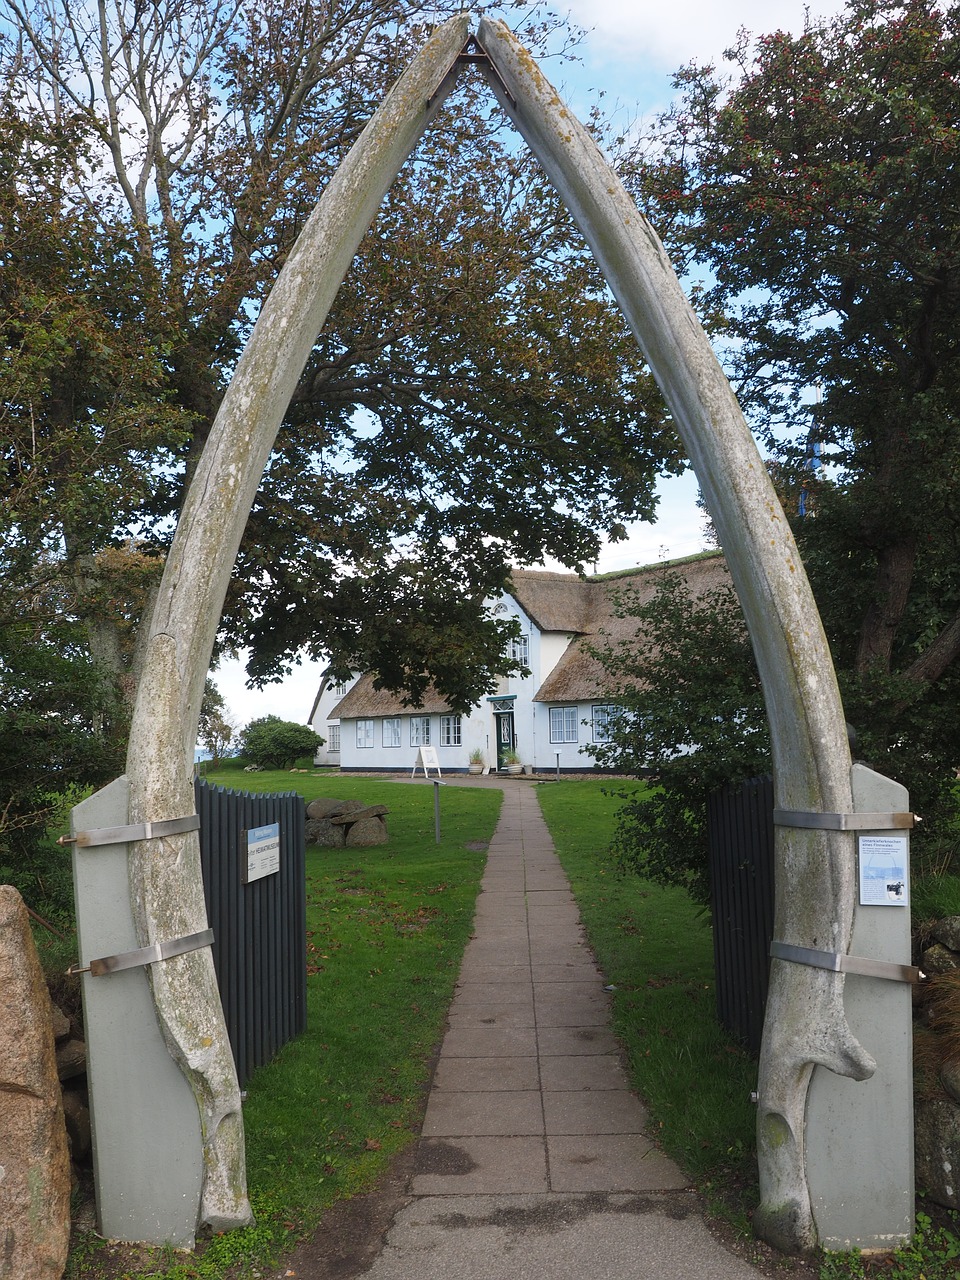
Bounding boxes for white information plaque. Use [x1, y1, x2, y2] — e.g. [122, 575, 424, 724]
[858, 834, 908, 906]
[244, 822, 281, 884]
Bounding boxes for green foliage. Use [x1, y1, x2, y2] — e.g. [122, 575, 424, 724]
[601, 0, 960, 885]
[2, 0, 680, 720]
[819, 1209, 960, 1280]
[590, 567, 769, 904]
[240, 716, 323, 770]
[0, 605, 124, 910]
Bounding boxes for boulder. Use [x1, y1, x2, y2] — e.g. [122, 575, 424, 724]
[921, 942, 960, 976]
[61, 1087, 92, 1163]
[932, 917, 960, 952]
[942, 1059, 960, 1106]
[49, 1003, 70, 1043]
[306, 798, 364, 820]
[329, 805, 389, 825]
[345, 816, 389, 847]
[55, 1038, 86, 1082]
[915, 1096, 960, 1210]
[305, 817, 346, 848]
[0, 885, 71, 1279]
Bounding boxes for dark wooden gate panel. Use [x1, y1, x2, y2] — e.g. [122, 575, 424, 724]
[707, 775, 775, 1053]
[195, 779, 307, 1087]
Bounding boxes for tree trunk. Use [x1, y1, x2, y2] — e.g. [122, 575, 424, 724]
[855, 538, 917, 675]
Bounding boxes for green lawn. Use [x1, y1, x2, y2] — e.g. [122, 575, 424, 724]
[536, 780, 758, 1190]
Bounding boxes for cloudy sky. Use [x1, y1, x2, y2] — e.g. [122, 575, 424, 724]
[214, 0, 849, 727]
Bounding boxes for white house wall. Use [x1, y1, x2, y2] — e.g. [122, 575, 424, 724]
[309, 673, 360, 767]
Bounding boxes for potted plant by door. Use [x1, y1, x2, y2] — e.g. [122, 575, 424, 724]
[468, 749, 485, 774]
[501, 749, 523, 775]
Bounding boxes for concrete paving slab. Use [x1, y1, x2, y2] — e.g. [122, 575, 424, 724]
[534, 980, 607, 1000]
[535, 1000, 611, 1028]
[456, 961, 530, 983]
[532, 962, 604, 983]
[453, 982, 534, 1006]
[539, 1054, 630, 1092]
[411, 1137, 548, 1195]
[542, 1090, 649, 1135]
[460, 943, 531, 966]
[422, 1090, 544, 1136]
[446, 1003, 536, 1029]
[432, 1056, 540, 1092]
[536, 1026, 621, 1056]
[441, 1026, 538, 1058]
[546, 1137, 690, 1193]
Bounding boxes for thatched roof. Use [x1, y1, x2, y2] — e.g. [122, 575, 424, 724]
[316, 553, 731, 718]
[527, 553, 730, 703]
[328, 673, 454, 720]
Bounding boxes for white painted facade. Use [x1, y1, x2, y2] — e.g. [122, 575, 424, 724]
[308, 581, 618, 774]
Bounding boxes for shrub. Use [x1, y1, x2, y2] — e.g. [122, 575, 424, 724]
[240, 716, 323, 770]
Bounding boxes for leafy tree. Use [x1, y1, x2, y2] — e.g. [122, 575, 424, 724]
[591, 569, 769, 905]
[198, 679, 240, 767]
[605, 0, 960, 873]
[1, 0, 679, 719]
[241, 716, 323, 769]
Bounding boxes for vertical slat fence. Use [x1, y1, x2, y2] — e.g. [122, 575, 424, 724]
[707, 775, 775, 1053]
[195, 778, 307, 1087]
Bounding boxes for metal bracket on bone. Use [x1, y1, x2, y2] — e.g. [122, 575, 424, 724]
[772, 809, 917, 831]
[428, 36, 516, 108]
[59, 814, 201, 848]
[67, 928, 215, 978]
[770, 940, 924, 985]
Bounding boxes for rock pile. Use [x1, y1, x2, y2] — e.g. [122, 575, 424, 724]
[915, 915, 960, 1209]
[305, 798, 389, 848]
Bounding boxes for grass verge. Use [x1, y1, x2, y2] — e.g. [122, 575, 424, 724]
[535, 780, 758, 1197]
[66, 770, 501, 1280]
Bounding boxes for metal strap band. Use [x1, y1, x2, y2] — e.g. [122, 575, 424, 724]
[73, 814, 201, 848]
[773, 810, 916, 831]
[770, 940, 922, 984]
[68, 928, 214, 978]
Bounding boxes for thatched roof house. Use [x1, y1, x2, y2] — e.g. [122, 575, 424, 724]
[512, 552, 730, 705]
[310, 551, 729, 773]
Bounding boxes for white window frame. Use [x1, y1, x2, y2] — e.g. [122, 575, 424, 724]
[356, 719, 375, 749]
[439, 714, 462, 747]
[549, 706, 579, 744]
[382, 717, 401, 748]
[410, 716, 431, 746]
[328, 724, 341, 753]
[510, 633, 529, 666]
[592, 704, 619, 743]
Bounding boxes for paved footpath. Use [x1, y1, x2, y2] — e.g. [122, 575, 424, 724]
[279, 777, 775, 1280]
[345, 779, 770, 1280]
